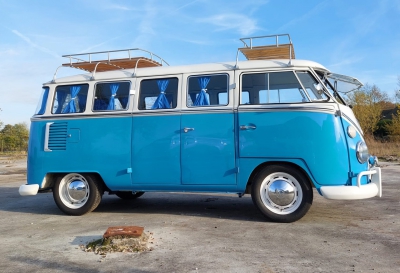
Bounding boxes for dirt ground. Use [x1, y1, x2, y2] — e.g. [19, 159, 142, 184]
[0, 156, 399, 273]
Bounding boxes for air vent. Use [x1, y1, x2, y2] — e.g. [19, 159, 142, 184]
[48, 122, 67, 151]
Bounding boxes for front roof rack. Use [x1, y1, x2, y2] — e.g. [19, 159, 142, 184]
[52, 48, 169, 82]
[236, 34, 295, 67]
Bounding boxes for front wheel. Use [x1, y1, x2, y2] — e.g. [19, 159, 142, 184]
[251, 165, 313, 223]
[53, 173, 102, 216]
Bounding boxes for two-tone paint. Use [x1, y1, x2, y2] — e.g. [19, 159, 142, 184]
[19, 59, 382, 221]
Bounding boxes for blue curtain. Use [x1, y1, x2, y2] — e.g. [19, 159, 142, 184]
[119, 97, 129, 109]
[151, 79, 171, 109]
[194, 76, 210, 106]
[107, 83, 119, 110]
[62, 86, 81, 113]
[55, 91, 67, 114]
[77, 94, 87, 112]
[37, 88, 49, 115]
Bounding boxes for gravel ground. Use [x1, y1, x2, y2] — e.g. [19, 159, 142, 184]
[0, 156, 399, 273]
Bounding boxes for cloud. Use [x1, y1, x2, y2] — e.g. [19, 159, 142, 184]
[276, 1, 329, 32]
[0, 49, 18, 56]
[169, 0, 199, 14]
[175, 37, 211, 45]
[328, 56, 364, 70]
[106, 4, 132, 11]
[78, 35, 124, 53]
[199, 13, 259, 36]
[12, 30, 59, 58]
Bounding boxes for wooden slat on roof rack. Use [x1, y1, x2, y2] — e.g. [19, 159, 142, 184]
[239, 44, 295, 60]
[62, 57, 162, 73]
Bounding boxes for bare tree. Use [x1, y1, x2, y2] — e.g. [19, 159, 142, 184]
[396, 76, 400, 103]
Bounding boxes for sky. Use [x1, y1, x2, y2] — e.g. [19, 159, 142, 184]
[0, 0, 399, 125]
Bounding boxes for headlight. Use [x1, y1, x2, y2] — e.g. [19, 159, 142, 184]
[356, 141, 369, 163]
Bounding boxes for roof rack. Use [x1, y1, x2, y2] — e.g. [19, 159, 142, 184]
[52, 48, 169, 82]
[236, 34, 295, 67]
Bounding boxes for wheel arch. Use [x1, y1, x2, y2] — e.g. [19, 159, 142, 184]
[245, 161, 314, 194]
[41, 172, 109, 192]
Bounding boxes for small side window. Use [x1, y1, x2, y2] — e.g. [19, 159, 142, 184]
[296, 71, 329, 101]
[187, 74, 229, 107]
[138, 77, 178, 110]
[52, 84, 89, 114]
[35, 87, 49, 115]
[93, 81, 130, 111]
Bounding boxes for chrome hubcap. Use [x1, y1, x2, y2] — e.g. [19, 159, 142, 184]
[267, 180, 295, 206]
[59, 173, 90, 209]
[260, 172, 303, 215]
[67, 180, 88, 202]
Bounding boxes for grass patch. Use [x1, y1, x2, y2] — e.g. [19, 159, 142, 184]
[81, 233, 153, 256]
[365, 135, 400, 161]
[0, 151, 27, 161]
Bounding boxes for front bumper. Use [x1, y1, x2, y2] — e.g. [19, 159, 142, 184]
[320, 167, 381, 200]
[19, 184, 39, 196]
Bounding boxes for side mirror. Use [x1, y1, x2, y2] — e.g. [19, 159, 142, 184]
[314, 83, 323, 94]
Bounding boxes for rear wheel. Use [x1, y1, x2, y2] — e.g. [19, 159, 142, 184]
[53, 173, 102, 216]
[115, 191, 145, 200]
[251, 165, 313, 223]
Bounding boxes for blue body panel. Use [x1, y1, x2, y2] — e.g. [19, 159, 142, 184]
[131, 114, 181, 185]
[340, 118, 369, 186]
[27, 108, 369, 194]
[181, 112, 236, 185]
[237, 110, 350, 187]
[28, 117, 132, 190]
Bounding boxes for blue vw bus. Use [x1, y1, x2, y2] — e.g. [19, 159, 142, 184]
[19, 34, 381, 222]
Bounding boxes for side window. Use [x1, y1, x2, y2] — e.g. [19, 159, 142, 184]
[241, 72, 307, 104]
[138, 77, 178, 110]
[93, 81, 130, 111]
[187, 74, 228, 107]
[241, 91, 250, 104]
[52, 84, 89, 114]
[35, 87, 49, 115]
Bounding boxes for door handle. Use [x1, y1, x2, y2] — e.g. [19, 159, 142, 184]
[183, 127, 195, 133]
[240, 125, 256, 130]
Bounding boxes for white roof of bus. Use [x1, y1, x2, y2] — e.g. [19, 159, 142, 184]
[47, 59, 329, 85]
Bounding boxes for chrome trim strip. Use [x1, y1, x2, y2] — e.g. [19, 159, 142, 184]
[44, 122, 54, 152]
[238, 105, 336, 114]
[31, 113, 134, 121]
[32, 105, 337, 121]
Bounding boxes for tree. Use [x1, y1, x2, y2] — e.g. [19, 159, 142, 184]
[347, 84, 387, 136]
[0, 123, 29, 152]
[0, 108, 3, 130]
[396, 76, 400, 103]
[387, 107, 400, 137]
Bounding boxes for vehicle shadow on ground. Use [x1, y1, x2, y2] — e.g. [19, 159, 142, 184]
[95, 192, 266, 222]
[1, 187, 267, 222]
